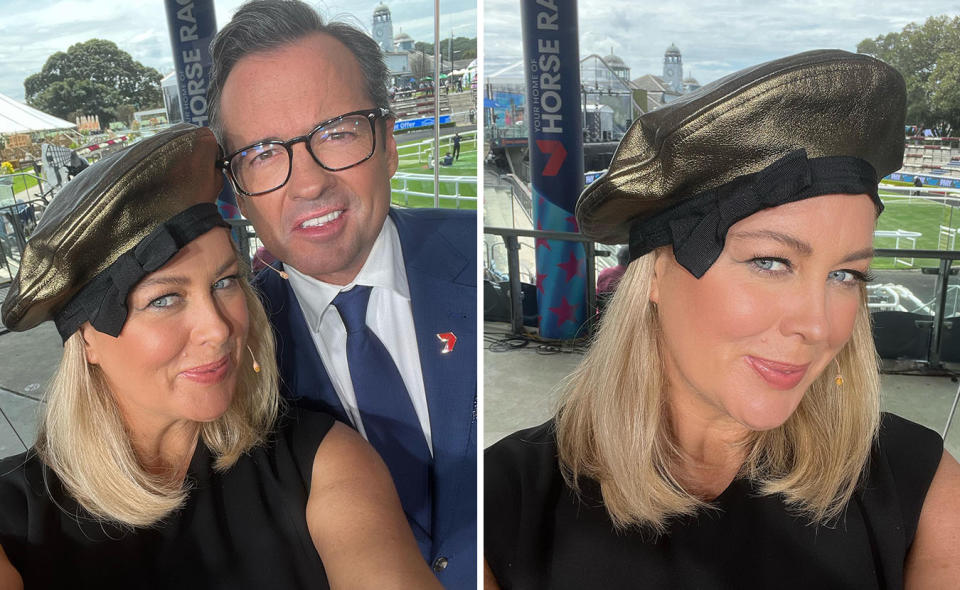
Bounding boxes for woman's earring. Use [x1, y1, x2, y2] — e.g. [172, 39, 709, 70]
[834, 358, 843, 387]
[247, 345, 261, 374]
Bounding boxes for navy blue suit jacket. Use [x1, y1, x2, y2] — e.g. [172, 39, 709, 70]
[255, 207, 476, 588]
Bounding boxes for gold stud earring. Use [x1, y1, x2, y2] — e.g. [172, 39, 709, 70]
[834, 358, 843, 387]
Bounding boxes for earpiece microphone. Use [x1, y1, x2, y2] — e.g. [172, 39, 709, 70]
[247, 345, 261, 373]
[255, 252, 288, 280]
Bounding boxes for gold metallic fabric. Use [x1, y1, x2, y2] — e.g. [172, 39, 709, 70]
[576, 49, 907, 244]
[2, 124, 223, 332]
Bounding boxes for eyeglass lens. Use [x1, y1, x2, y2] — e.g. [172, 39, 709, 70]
[230, 114, 376, 195]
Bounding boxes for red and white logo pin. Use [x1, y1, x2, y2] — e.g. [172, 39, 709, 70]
[437, 332, 457, 354]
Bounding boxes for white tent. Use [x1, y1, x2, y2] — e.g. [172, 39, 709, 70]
[0, 93, 75, 134]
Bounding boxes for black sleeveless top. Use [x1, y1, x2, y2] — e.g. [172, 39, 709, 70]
[0, 408, 335, 589]
[485, 413, 943, 590]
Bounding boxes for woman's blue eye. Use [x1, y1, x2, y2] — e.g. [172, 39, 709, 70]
[149, 294, 178, 308]
[829, 269, 873, 284]
[751, 258, 789, 272]
[213, 275, 238, 290]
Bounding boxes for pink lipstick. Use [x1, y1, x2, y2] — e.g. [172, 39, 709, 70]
[745, 356, 809, 390]
[180, 356, 230, 384]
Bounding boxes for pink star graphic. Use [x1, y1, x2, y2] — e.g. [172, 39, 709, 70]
[538, 195, 545, 206]
[557, 251, 584, 282]
[536, 272, 548, 294]
[565, 215, 580, 232]
[549, 296, 578, 327]
[535, 220, 551, 251]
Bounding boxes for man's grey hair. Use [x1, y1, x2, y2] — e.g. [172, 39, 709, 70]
[207, 0, 390, 145]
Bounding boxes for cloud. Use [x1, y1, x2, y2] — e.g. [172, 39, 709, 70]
[485, 0, 960, 87]
[3, 0, 475, 105]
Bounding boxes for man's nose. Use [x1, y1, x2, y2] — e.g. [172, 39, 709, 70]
[284, 141, 335, 200]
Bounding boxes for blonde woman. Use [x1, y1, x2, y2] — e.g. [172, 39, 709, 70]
[485, 50, 960, 589]
[0, 125, 440, 589]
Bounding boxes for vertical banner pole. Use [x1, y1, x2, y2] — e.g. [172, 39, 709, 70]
[521, 0, 586, 339]
[165, 0, 239, 220]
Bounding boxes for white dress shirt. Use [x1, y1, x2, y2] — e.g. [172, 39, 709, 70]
[285, 217, 433, 454]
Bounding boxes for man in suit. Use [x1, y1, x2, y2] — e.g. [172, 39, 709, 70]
[207, 1, 476, 586]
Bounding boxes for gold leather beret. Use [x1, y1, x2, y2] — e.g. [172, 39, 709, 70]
[2, 123, 225, 335]
[576, 49, 906, 247]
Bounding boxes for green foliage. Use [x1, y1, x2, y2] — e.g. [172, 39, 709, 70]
[857, 15, 960, 135]
[24, 39, 162, 126]
[414, 37, 477, 64]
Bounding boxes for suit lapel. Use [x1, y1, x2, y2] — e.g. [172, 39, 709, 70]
[390, 208, 477, 544]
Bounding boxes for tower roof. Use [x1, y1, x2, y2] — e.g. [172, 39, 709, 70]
[666, 43, 681, 56]
[604, 51, 626, 69]
[374, 3, 390, 15]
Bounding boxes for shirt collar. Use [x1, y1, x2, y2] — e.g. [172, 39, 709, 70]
[286, 216, 409, 330]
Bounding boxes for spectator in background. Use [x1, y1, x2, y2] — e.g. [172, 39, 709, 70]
[597, 245, 629, 294]
[453, 132, 462, 161]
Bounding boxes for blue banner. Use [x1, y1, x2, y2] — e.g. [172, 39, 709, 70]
[522, 0, 586, 339]
[393, 115, 452, 131]
[165, 0, 239, 219]
[887, 172, 960, 190]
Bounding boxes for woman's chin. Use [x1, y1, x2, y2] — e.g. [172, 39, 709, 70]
[730, 395, 804, 432]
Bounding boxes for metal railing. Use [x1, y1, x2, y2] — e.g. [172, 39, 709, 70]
[482, 227, 960, 369]
[392, 172, 477, 209]
[396, 130, 477, 164]
[484, 226, 597, 338]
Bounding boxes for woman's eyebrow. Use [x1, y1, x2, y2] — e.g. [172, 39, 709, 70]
[729, 230, 874, 264]
[135, 259, 237, 290]
[727, 230, 812, 255]
[840, 247, 875, 264]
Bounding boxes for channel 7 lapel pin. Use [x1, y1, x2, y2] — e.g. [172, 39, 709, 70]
[437, 332, 457, 354]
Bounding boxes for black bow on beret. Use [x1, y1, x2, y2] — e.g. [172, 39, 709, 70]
[628, 150, 881, 278]
[54, 203, 229, 340]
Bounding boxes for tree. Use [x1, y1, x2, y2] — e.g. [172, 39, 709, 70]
[409, 52, 433, 81]
[857, 15, 960, 135]
[414, 37, 477, 66]
[24, 39, 162, 126]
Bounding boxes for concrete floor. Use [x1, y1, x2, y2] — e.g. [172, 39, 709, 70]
[483, 322, 960, 459]
[0, 321, 61, 458]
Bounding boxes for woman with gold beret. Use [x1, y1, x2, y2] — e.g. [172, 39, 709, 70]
[485, 50, 960, 589]
[0, 124, 440, 589]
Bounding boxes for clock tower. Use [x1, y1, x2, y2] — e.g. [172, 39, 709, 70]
[663, 43, 683, 93]
[372, 3, 394, 53]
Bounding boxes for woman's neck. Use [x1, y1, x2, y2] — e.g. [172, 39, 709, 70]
[667, 384, 751, 500]
[127, 418, 202, 482]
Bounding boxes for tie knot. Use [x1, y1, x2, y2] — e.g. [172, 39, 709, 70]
[333, 285, 373, 334]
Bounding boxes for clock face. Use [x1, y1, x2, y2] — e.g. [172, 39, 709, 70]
[665, 66, 674, 76]
[376, 30, 383, 37]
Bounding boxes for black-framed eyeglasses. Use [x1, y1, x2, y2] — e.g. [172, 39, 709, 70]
[217, 107, 391, 196]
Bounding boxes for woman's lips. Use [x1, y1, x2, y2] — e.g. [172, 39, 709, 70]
[179, 355, 231, 384]
[745, 356, 809, 390]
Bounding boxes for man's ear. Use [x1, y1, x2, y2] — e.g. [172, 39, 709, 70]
[78, 323, 101, 365]
[384, 118, 399, 177]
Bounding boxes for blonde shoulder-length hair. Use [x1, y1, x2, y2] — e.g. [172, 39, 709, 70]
[556, 250, 881, 533]
[35, 275, 280, 528]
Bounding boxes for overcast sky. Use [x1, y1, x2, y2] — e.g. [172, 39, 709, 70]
[485, 0, 959, 85]
[0, 0, 476, 102]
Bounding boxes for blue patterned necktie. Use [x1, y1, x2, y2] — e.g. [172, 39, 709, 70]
[333, 285, 432, 540]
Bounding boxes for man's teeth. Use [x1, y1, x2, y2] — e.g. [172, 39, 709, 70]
[301, 210, 343, 228]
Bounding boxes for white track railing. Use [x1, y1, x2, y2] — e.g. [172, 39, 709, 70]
[391, 172, 477, 209]
[396, 130, 477, 165]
